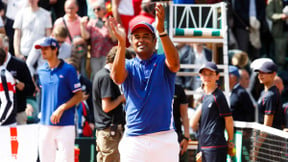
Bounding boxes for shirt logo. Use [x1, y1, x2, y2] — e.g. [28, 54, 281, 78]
[59, 75, 64, 78]
[208, 103, 212, 108]
[74, 83, 81, 89]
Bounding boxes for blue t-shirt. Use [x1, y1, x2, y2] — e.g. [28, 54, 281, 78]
[199, 88, 232, 150]
[38, 60, 82, 126]
[122, 54, 176, 136]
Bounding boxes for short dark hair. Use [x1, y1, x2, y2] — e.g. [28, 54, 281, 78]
[0, 48, 6, 65]
[50, 46, 59, 56]
[106, 46, 134, 64]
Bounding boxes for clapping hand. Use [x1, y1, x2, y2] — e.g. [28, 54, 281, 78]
[109, 17, 126, 45]
[155, 3, 165, 33]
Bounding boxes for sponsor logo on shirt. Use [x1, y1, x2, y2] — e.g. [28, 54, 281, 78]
[74, 83, 81, 89]
[208, 103, 212, 108]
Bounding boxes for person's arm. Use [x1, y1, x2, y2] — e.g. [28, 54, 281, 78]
[50, 90, 83, 124]
[179, 103, 189, 155]
[14, 29, 25, 59]
[224, 116, 234, 157]
[264, 114, 274, 126]
[109, 17, 128, 84]
[102, 94, 125, 113]
[111, 0, 122, 25]
[225, 116, 234, 142]
[80, 16, 90, 40]
[155, 4, 180, 73]
[266, 0, 287, 21]
[191, 107, 201, 132]
[26, 44, 41, 77]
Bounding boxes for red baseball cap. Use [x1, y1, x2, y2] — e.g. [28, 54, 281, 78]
[129, 21, 155, 35]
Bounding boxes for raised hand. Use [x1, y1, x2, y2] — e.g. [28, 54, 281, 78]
[109, 17, 126, 45]
[80, 16, 89, 26]
[155, 3, 165, 33]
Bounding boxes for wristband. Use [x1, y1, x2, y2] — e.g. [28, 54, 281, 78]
[183, 136, 190, 141]
[15, 79, 20, 84]
[159, 31, 168, 37]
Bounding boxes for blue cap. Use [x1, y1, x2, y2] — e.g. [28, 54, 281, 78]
[35, 37, 60, 49]
[130, 21, 155, 35]
[199, 62, 218, 73]
[254, 61, 277, 73]
[229, 65, 240, 78]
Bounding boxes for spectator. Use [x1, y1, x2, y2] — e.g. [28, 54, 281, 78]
[92, 46, 131, 162]
[0, 48, 16, 126]
[0, 34, 35, 125]
[54, 0, 87, 44]
[109, 4, 180, 161]
[176, 43, 212, 90]
[36, 37, 83, 162]
[112, 0, 142, 47]
[228, 49, 249, 69]
[70, 36, 88, 77]
[191, 62, 234, 162]
[173, 84, 190, 162]
[81, 0, 117, 79]
[239, 68, 250, 89]
[51, 0, 65, 19]
[13, 0, 52, 60]
[266, 0, 288, 67]
[2, 0, 27, 56]
[231, 0, 270, 60]
[129, 0, 156, 28]
[26, 26, 72, 78]
[229, 65, 255, 122]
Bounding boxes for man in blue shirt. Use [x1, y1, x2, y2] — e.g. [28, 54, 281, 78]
[36, 37, 83, 162]
[109, 3, 180, 162]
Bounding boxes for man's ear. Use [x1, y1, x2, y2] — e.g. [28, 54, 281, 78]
[216, 73, 220, 80]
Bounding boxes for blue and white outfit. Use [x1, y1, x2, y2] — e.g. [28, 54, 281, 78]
[119, 54, 180, 162]
[38, 60, 81, 162]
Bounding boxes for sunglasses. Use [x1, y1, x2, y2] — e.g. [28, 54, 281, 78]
[57, 40, 65, 44]
[93, 7, 102, 12]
